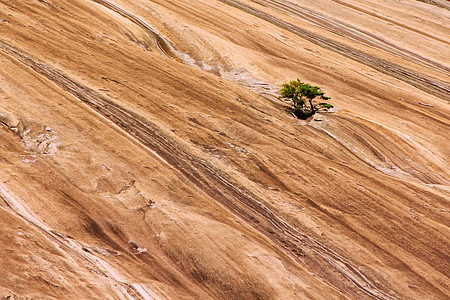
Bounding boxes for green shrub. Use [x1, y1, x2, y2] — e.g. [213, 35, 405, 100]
[280, 79, 331, 119]
[319, 103, 334, 108]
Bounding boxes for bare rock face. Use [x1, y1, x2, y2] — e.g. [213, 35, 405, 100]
[0, 109, 58, 155]
[0, 0, 448, 299]
[0, 107, 21, 132]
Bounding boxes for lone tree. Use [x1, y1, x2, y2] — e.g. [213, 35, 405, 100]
[280, 79, 332, 119]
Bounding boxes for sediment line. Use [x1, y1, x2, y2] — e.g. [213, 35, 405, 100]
[329, 0, 450, 40]
[0, 41, 396, 299]
[0, 185, 150, 300]
[218, 0, 450, 101]
[253, 0, 449, 74]
[90, 0, 182, 62]
[414, 0, 450, 10]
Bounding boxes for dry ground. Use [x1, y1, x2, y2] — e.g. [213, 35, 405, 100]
[0, 0, 449, 299]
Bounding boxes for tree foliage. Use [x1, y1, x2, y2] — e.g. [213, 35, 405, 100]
[280, 79, 332, 119]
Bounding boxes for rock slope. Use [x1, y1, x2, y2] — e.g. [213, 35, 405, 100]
[0, 0, 448, 299]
